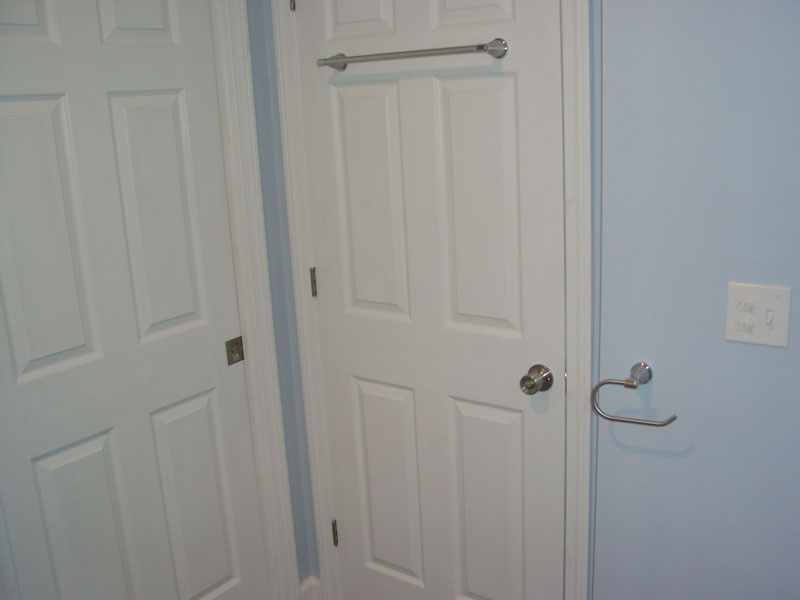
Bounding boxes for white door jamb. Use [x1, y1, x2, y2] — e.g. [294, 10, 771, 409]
[211, 2, 301, 599]
[562, 1, 593, 599]
[269, 1, 344, 598]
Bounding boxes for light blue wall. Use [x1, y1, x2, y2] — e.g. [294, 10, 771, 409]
[245, 0, 319, 581]
[593, 1, 800, 598]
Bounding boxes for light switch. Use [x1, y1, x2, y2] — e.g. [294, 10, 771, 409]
[725, 282, 791, 347]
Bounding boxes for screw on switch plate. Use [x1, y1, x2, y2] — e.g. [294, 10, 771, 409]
[725, 282, 791, 347]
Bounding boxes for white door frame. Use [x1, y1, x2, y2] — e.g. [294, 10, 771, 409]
[209, 2, 301, 599]
[269, 0, 593, 598]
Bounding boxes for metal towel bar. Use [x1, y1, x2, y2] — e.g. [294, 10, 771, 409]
[317, 38, 508, 71]
[591, 362, 677, 427]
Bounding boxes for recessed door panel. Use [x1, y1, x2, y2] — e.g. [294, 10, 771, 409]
[152, 391, 237, 600]
[0, 0, 58, 43]
[326, 0, 394, 39]
[433, 0, 514, 28]
[438, 76, 521, 335]
[110, 90, 206, 343]
[354, 378, 423, 583]
[333, 83, 410, 319]
[0, 95, 100, 382]
[452, 398, 523, 600]
[97, 0, 177, 45]
[34, 430, 133, 600]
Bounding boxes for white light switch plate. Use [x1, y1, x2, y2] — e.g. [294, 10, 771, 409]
[725, 282, 791, 347]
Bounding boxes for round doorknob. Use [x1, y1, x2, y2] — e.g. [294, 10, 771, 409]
[519, 364, 553, 395]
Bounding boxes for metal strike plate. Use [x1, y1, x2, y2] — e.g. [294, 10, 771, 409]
[226, 336, 244, 365]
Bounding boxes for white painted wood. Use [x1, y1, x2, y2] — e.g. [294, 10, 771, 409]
[333, 82, 410, 317]
[0, 1, 297, 598]
[271, 2, 344, 600]
[0, 499, 19, 600]
[300, 575, 322, 600]
[34, 431, 133, 600]
[325, 0, 395, 40]
[439, 76, 521, 332]
[0, 0, 59, 43]
[209, 1, 301, 598]
[454, 399, 524, 600]
[433, 0, 513, 29]
[354, 379, 422, 581]
[562, 0, 593, 598]
[151, 392, 236, 599]
[273, 1, 588, 599]
[97, 0, 178, 45]
[0, 95, 101, 383]
[109, 90, 207, 343]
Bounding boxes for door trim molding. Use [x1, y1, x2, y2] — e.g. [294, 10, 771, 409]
[269, 1, 593, 598]
[210, 2, 301, 599]
[270, 1, 343, 599]
[562, 0, 593, 598]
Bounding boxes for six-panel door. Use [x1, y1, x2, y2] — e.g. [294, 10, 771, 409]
[0, 2, 271, 598]
[294, 1, 568, 598]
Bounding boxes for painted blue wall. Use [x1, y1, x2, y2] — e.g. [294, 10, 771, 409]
[245, 0, 319, 581]
[593, 1, 800, 598]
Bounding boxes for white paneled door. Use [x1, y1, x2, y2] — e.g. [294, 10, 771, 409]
[0, 2, 272, 599]
[291, 2, 567, 598]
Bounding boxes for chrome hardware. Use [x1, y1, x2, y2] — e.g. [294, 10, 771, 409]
[590, 362, 677, 427]
[317, 38, 508, 71]
[519, 364, 553, 396]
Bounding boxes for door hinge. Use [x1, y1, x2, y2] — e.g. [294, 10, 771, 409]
[289, 0, 296, 11]
[225, 336, 244, 365]
[331, 518, 338, 547]
[310, 267, 318, 297]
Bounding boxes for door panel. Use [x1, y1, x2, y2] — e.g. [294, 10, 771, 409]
[0, 2, 270, 598]
[333, 82, 410, 318]
[354, 378, 423, 580]
[454, 398, 523, 600]
[292, 2, 567, 598]
[439, 75, 521, 333]
[33, 430, 133, 600]
[109, 90, 206, 341]
[0, 95, 100, 381]
[325, 0, 395, 39]
[97, 0, 178, 44]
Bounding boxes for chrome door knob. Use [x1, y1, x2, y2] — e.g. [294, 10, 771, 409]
[519, 364, 554, 395]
